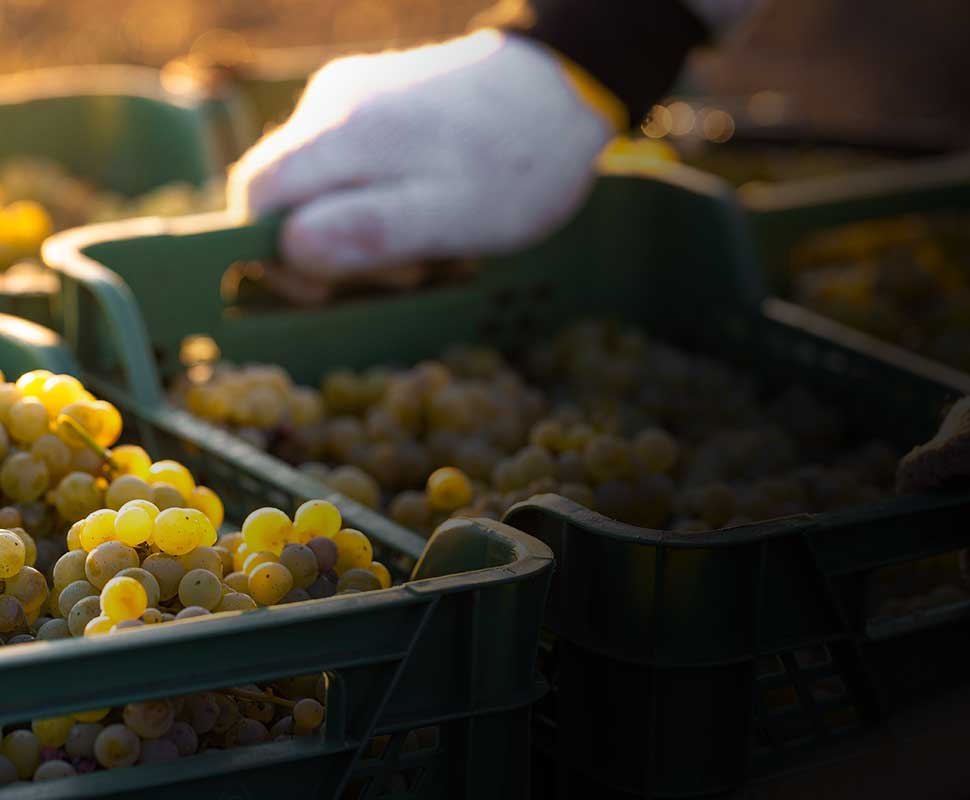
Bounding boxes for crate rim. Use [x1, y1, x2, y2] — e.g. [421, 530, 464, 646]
[0, 516, 553, 725]
[0, 64, 210, 111]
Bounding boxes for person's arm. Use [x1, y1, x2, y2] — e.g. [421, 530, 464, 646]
[489, 0, 711, 126]
[229, 3, 759, 282]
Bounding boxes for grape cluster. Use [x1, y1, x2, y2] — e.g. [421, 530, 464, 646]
[172, 360, 324, 432]
[175, 320, 898, 536]
[0, 678, 326, 784]
[791, 214, 970, 372]
[1, 495, 387, 647]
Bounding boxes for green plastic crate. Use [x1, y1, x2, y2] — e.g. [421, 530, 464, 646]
[39, 164, 970, 796]
[0, 506, 552, 799]
[742, 150, 970, 290]
[0, 66, 223, 197]
[0, 65, 244, 330]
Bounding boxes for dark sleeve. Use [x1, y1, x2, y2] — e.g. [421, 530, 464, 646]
[487, 1, 710, 125]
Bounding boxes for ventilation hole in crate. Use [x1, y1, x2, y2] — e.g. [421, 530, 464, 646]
[821, 350, 850, 374]
[793, 645, 831, 670]
[811, 676, 847, 705]
[756, 655, 785, 677]
[529, 280, 556, 302]
[823, 704, 861, 734]
[763, 685, 800, 714]
[346, 727, 440, 799]
[491, 287, 516, 308]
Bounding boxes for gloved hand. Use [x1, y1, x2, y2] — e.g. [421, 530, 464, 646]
[228, 29, 614, 281]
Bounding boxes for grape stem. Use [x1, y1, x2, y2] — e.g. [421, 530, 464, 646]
[56, 414, 120, 472]
[223, 687, 296, 709]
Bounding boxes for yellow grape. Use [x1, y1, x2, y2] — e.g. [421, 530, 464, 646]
[146, 461, 196, 502]
[151, 483, 185, 511]
[370, 561, 392, 590]
[1, 452, 49, 502]
[188, 486, 224, 529]
[91, 401, 122, 448]
[242, 550, 278, 576]
[218, 532, 244, 554]
[1, 729, 41, 779]
[84, 541, 139, 589]
[216, 592, 257, 612]
[80, 509, 118, 551]
[292, 499, 341, 543]
[177, 546, 223, 578]
[11, 528, 36, 567]
[73, 708, 110, 723]
[54, 401, 104, 448]
[114, 568, 161, 609]
[105, 475, 153, 510]
[93, 724, 141, 769]
[100, 576, 148, 621]
[0, 383, 23, 426]
[232, 542, 251, 573]
[58, 580, 98, 618]
[119, 498, 160, 521]
[332, 529, 374, 576]
[111, 444, 151, 480]
[279, 544, 319, 589]
[53, 471, 104, 523]
[242, 507, 291, 556]
[66, 520, 85, 551]
[153, 508, 204, 555]
[141, 554, 186, 602]
[5, 566, 48, 613]
[14, 369, 52, 398]
[292, 698, 324, 732]
[114, 505, 153, 547]
[212, 545, 233, 575]
[426, 466, 473, 512]
[38, 375, 85, 416]
[249, 562, 294, 606]
[31, 716, 74, 748]
[178, 569, 222, 610]
[0, 530, 26, 578]
[67, 594, 102, 637]
[52, 549, 87, 589]
[224, 571, 250, 594]
[31, 433, 71, 478]
[84, 615, 114, 637]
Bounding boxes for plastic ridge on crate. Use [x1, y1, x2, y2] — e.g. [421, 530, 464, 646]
[36, 161, 970, 796]
[0, 517, 554, 799]
[742, 150, 970, 284]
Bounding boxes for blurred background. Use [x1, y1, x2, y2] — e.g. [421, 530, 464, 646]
[1, 0, 967, 151]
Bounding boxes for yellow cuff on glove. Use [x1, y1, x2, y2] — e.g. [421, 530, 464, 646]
[555, 54, 630, 134]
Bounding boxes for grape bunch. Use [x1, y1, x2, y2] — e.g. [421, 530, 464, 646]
[791, 213, 970, 373]
[0, 368, 223, 575]
[0, 678, 327, 784]
[173, 319, 899, 537]
[1, 495, 388, 647]
[172, 358, 324, 433]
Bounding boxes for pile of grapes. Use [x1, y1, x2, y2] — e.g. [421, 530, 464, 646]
[0, 367, 396, 785]
[0, 369, 388, 646]
[0, 680, 328, 782]
[173, 319, 900, 537]
[790, 214, 970, 372]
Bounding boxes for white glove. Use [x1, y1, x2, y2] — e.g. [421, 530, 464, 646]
[228, 30, 612, 279]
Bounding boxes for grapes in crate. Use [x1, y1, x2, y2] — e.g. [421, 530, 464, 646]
[171, 319, 903, 538]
